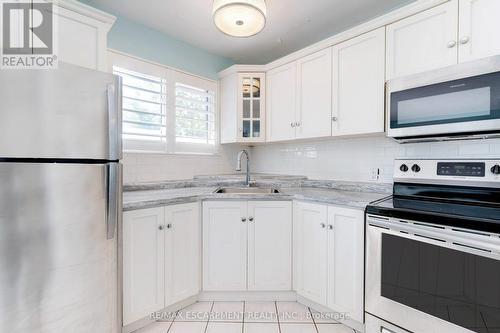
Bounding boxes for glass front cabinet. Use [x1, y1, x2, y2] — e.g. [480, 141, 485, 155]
[220, 72, 266, 143]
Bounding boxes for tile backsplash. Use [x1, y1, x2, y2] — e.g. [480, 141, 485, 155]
[250, 135, 500, 183]
[122, 144, 242, 183]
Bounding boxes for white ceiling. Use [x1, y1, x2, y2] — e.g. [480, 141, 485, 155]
[90, 0, 415, 64]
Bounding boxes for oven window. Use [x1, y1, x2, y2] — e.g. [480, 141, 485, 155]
[381, 234, 500, 333]
[390, 71, 500, 129]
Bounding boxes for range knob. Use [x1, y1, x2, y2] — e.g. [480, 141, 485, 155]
[400, 164, 409, 172]
[411, 164, 421, 173]
[491, 165, 500, 175]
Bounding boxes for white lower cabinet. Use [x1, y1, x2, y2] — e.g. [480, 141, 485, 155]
[326, 206, 364, 323]
[294, 201, 364, 323]
[203, 200, 292, 291]
[248, 201, 293, 291]
[123, 203, 200, 325]
[294, 202, 328, 305]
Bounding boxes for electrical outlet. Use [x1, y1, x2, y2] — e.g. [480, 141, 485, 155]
[370, 167, 381, 181]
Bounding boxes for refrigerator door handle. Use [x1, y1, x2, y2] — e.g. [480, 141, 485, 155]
[106, 162, 122, 240]
[107, 77, 122, 160]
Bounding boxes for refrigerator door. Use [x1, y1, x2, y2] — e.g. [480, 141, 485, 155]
[0, 162, 120, 333]
[0, 62, 122, 160]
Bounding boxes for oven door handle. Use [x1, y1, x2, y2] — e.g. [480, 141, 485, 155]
[367, 217, 500, 255]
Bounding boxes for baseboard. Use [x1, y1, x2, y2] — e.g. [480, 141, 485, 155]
[297, 295, 365, 333]
[198, 290, 297, 302]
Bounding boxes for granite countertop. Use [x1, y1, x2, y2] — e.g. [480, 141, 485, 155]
[123, 174, 391, 212]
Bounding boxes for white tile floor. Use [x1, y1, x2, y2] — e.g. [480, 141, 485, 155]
[134, 301, 358, 333]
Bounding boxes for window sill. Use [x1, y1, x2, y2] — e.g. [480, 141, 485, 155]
[123, 149, 221, 157]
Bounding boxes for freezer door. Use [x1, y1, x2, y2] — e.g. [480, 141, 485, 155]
[0, 163, 120, 333]
[0, 62, 122, 160]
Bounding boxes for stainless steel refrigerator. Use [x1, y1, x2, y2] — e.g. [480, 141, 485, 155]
[0, 62, 122, 333]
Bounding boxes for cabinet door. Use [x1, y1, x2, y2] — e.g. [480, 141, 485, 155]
[247, 201, 292, 291]
[165, 203, 200, 307]
[266, 63, 297, 142]
[294, 201, 328, 305]
[57, 7, 107, 71]
[203, 201, 247, 291]
[458, 0, 500, 63]
[332, 28, 385, 136]
[239, 73, 266, 142]
[123, 207, 165, 325]
[386, 0, 458, 79]
[326, 206, 364, 323]
[296, 49, 332, 139]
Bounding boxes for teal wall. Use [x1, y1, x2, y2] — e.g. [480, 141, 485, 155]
[80, 1, 234, 80]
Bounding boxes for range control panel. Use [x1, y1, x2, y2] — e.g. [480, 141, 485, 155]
[437, 162, 485, 177]
[394, 159, 500, 185]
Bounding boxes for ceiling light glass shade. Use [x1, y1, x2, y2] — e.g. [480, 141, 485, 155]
[213, 0, 267, 37]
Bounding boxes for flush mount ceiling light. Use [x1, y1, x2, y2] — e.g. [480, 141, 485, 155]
[212, 0, 267, 37]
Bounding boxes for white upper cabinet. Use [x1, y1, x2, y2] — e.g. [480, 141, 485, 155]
[123, 207, 165, 325]
[386, 0, 459, 80]
[164, 203, 200, 307]
[247, 201, 292, 291]
[331, 27, 385, 136]
[56, 2, 115, 71]
[458, 0, 500, 63]
[296, 49, 333, 139]
[203, 201, 247, 291]
[220, 72, 266, 143]
[266, 63, 297, 142]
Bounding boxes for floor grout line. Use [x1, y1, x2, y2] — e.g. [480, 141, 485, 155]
[203, 301, 214, 333]
[275, 301, 282, 333]
[309, 306, 320, 333]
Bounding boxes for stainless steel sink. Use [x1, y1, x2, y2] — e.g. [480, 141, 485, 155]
[213, 187, 281, 194]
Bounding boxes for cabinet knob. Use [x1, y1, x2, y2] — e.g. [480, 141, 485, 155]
[447, 40, 457, 48]
[290, 122, 295, 128]
[296, 122, 301, 127]
[331, 117, 338, 122]
[459, 36, 470, 44]
[158, 225, 165, 231]
[241, 217, 247, 222]
[320, 223, 326, 228]
[248, 217, 254, 222]
[166, 223, 172, 229]
[328, 224, 334, 230]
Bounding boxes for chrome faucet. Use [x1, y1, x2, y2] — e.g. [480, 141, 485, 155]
[236, 149, 251, 187]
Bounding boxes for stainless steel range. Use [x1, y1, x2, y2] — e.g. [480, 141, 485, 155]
[365, 159, 500, 333]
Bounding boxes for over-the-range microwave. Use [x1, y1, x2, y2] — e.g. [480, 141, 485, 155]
[386, 55, 500, 143]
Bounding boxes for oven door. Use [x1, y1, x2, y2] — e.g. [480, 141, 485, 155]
[366, 214, 500, 333]
[386, 56, 500, 140]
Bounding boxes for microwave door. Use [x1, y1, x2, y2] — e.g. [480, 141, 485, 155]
[0, 62, 122, 160]
[386, 58, 500, 141]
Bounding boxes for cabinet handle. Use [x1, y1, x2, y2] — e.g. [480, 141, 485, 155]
[320, 223, 326, 228]
[241, 217, 247, 222]
[459, 36, 470, 44]
[248, 217, 254, 222]
[331, 116, 338, 122]
[328, 224, 333, 230]
[166, 223, 172, 229]
[158, 225, 165, 231]
[447, 40, 457, 48]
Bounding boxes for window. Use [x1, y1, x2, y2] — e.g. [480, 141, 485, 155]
[175, 83, 216, 145]
[114, 66, 167, 143]
[110, 50, 218, 154]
